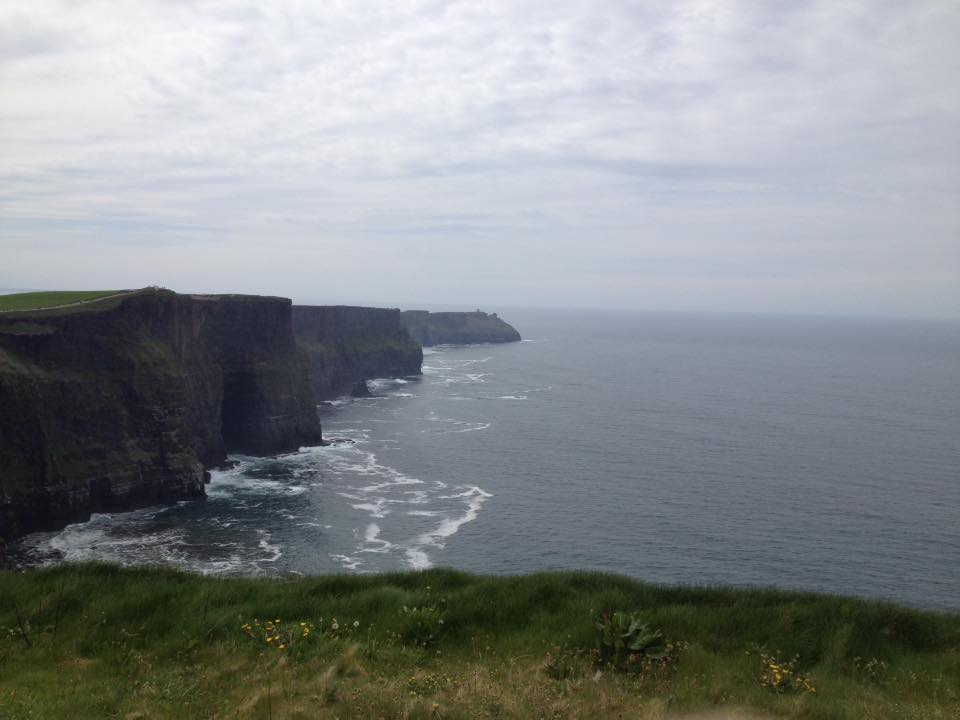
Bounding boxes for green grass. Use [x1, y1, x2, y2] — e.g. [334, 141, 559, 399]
[0, 564, 957, 719]
[0, 290, 126, 312]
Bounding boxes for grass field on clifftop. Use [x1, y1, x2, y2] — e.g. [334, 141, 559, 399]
[0, 290, 125, 312]
[1, 565, 958, 719]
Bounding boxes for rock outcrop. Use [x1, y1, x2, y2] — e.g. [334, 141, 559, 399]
[0, 289, 322, 542]
[400, 310, 521, 346]
[292, 305, 422, 400]
[350, 380, 372, 398]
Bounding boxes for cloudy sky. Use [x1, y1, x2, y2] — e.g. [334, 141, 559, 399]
[1, 1, 958, 317]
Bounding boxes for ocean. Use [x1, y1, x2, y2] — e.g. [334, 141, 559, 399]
[10, 309, 960, 611]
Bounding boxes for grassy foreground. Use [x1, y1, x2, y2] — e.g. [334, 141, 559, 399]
[0, 290, 124, 312]
[0, 565, 957, 719]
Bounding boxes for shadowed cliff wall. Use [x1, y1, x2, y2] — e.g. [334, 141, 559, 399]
[0, 289, 322, 542]
[195, 295, 321, 454]
[400, 310, 521, 346]
[292, 305, 422, 400]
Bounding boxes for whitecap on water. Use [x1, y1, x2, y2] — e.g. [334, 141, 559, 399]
[311, 434, 493, 570]
[344, 496, 392, 518]
[360, 523, 395, 554]
[400, 486, 493, 569]
[330, 553, 363, 570]
[460, 356, 493, 366]
[256, 530, 283, 564]
[424, 419, 491, 434]
[207, 474, 309, 500]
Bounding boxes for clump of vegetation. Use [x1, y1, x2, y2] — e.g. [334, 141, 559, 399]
[758, 651, 817, 694]
[593, 610, 667, 669]
[242, 617, 314, 651]
[849, 655, 889, 684]
[0, 564, 958, 719]
[396, 585, 447, 648]
[242, 615, 364, 652]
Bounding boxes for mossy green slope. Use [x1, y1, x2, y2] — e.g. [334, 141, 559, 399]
[1, 564, 957, 719]
[0, 291, 126, 312]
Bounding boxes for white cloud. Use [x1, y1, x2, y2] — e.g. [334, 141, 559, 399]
[1, 0, 958, 316]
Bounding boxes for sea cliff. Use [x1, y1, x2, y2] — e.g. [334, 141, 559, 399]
[293, 305, 422, 400]
[196, 294, 320, 454]
[0, 289, 322, 541]
[400, 310, 521, 346]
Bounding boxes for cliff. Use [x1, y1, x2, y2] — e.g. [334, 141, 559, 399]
[400, 310, 521, 346]
[0, 289, 322, 542]
[196, 295, 321, 454]
[292, 305, 422, 400]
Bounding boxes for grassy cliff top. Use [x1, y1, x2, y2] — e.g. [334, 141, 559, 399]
[0, 290, 130, 312]
[0, 289, 298, 319]
[1, 564, 957, 719]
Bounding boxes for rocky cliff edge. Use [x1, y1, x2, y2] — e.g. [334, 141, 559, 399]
[0, 288, 322, 542]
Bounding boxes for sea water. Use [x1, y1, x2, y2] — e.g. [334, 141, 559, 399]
[11, 310, 960, 611]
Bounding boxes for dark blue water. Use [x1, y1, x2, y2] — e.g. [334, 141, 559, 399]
[14, 310, 960, 610]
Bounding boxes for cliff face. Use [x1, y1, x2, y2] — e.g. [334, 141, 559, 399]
[195, 296, 321, 454]
[0, 289, 322, 541]
[400, 310, 521, 346]
[292, 306, 422, 400]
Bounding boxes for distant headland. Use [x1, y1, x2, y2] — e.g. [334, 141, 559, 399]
[400, 309, 521, 346]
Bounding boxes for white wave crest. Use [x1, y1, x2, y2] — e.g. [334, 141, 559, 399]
[360, 523, 395, 553]
[402, 487, 493, 569]
[330, 553, 363, 570]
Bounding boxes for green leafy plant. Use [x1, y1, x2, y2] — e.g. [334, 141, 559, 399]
[594, 611, 667, 669]
[395, 585, 448, 648]
[398, 604, 446, 648]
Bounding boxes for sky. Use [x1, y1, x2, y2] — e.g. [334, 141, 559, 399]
[1, 0, 958, 317]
